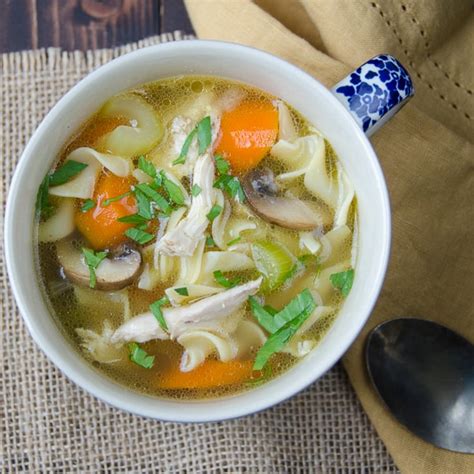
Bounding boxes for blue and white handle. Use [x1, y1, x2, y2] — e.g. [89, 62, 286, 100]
[332, 54, 414, 136]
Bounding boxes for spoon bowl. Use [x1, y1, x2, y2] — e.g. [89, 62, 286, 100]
[366, 318, 474, 453]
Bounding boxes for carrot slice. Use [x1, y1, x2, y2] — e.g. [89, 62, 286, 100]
[157, 359, 254, 390]
[75, 172, 137, 250]
[215, 101, 279, 174]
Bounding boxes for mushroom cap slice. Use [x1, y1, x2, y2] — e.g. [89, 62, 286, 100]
[57, 239, 143, 291]
[242, 168, 332, 230]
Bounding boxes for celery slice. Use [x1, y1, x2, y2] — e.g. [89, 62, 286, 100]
[251, 241, 296, 292]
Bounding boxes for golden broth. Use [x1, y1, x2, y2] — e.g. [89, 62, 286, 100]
[35, 76, 356, 400]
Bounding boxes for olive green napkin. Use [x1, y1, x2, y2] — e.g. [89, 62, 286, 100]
[184, 1, 474, 472]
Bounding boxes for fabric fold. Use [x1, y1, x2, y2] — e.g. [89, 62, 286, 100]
[185, 1, 474, 473]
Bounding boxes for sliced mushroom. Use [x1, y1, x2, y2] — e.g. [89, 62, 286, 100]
[242, 168, 332, 230]
[56, 239, 143, 291]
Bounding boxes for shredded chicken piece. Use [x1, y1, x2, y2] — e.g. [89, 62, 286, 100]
[156, 152, 216, 256]
[171, 114, 220, 173]
[111, 278, 262, 343]
[171, 116, 196, 161]
[111, 313, 169, 344]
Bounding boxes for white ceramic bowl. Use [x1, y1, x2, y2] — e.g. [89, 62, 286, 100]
[5, 41, 411, 422]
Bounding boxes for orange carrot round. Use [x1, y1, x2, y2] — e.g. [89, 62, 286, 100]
[215, 100, 279, 174]
[75, 172, 137, 250]
[157, 359, 254, 390]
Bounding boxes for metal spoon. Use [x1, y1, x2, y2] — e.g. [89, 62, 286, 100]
[366, 318, 474, 453]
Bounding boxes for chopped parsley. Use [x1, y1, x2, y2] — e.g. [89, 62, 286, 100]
[226, 236, 241, 247]
[213, 174, 245, 202]
[263, 305, 278, 316]
[36, 175, 54, 219]
[36, 160, 89, 219]
[191, 183, 202, 197]
[102, 191, 131, 207]
[49, 160, 88, 186]
[226, 176, 245, 202]
[124, 227, 154, 245]
[128, 343, 154, 369]
[206, 236, 216, 247]
[206, 204, 222, 222]
[117, 213, 148, 224]
[213, 270, 241, 288]
[150, 296, 170, 331]
[214, 154, 230, 174]
[82, 247, 108, 289]
[197, 116, 212, 154]
[330, 269, 354, 297]
[250, 289, 316, 370]
[160, 172, 185, 206]
[134, 183, 171, 215]
[80, 199, 96, 213]
[174, 287, 189, 296]
[133, 188, 153, 220]
[248, 297, 280, 333]
[173, 128, 197, 165]
[172, 115, 212, 165]
[137, 155, 157, 178]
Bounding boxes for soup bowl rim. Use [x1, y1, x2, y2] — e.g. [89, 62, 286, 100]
[5, 39, 391, 422]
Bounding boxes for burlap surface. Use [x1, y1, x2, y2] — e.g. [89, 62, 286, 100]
[0, 32, 397, 473]
[184, 1, 474, 473]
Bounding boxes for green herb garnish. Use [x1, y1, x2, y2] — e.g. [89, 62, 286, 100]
[197, 116, 212, 154]
[213, 174, 232, 190]
[81, 199, 96, 212]
[207, 204, 222, 222]
[191, 183, 202, 197]
[227, 236, 241, 246]
[150, 296, 169, 331]
[206, 236, 215, 247]
[250, 289, 316, 370]
[160, 172, 185, 206]
[135, 222, 148, 231]
[117, 213, 148, 224]
[174, 287, 189, 296]
[154, 172, 163, 187]
[135, 183, 171, 215]
[213, 270, 241, 289]
[330, 269, 354, 297]
[125, 227, 154, 245]
[172, 115, 212, 165]
[128, 342, 155, 369]
[36, 175, 54, 218]
[173, 128, 197, 165]
[253, 290, 316, 370]
[102, 191, 131, 207]
[213, 174, 245, 202]
[226, 176, 245, 202]
[263, 305, 278, 316]
[272, 288, 315, 329]
[248, 296, 280, 333]
[253, 322, 298, 371]
[82, 247, 108, 288]
[138, 155, 156, 178]
[49, 160, 88, 186]
[133, 188, 153, 220]
[214, 154, 230, 174]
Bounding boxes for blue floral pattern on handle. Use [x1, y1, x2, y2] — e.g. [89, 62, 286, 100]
[332, 54, 414, 135]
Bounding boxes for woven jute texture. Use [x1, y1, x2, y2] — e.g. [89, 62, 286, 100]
[0, 33, 396, 473]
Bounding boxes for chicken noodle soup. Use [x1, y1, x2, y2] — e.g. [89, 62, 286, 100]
[35, 76, 357, 399]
